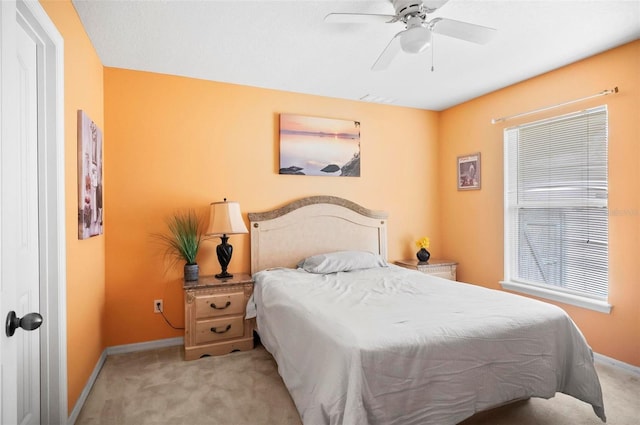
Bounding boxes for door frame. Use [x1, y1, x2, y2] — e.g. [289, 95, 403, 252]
[3, 0, 67, 423]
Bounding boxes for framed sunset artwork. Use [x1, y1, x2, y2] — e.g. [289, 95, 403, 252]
[279, 114, 360, 177]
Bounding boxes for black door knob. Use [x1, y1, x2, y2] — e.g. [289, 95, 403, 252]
[5, 311, 43, 337]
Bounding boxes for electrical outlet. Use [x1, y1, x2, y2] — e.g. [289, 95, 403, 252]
[154, 299, 163, 313]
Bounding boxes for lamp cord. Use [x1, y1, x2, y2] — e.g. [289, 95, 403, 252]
[159, 284, 185, 330]
[160, 309, 184, 330]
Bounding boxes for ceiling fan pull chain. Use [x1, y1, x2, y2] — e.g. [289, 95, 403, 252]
[431, 35, 435, 72]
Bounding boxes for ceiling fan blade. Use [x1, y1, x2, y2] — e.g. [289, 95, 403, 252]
[422, 0, 451, 13]
[431, 18, 496, 44]
[324, 13, 397, 24]
[371, 32, 402, 71]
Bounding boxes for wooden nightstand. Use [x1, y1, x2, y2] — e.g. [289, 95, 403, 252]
[183, 273, 254, 360]
[395, 259, 458, 281]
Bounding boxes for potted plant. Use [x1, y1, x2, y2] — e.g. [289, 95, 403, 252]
[155, 209, 204, 281]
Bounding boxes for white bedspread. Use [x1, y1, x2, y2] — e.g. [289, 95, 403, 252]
[248, 266, 606, 425]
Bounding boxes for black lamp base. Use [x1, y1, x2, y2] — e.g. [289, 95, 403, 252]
[215, 234, 233, 280]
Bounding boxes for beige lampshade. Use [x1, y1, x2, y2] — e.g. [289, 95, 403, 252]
[205, 200, 248, 236]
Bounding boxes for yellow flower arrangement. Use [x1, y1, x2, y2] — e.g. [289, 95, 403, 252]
[415, 236, 430, 249]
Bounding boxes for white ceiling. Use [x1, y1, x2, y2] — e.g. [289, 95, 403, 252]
[72, 0, 640, 111]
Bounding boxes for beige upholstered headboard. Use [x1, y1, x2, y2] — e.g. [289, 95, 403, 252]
[248, 196, 388, 274]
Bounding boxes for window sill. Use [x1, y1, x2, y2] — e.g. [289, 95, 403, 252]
[500, 280, 612, 314]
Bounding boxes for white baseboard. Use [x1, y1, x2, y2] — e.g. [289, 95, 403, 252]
[67, 337, 183, 425]
[594, 352, 640, 376]
[67, 350, 107, 425]
[106, 336, 183, 355]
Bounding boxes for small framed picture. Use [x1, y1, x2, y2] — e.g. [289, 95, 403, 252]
[457, 152, 481, 190]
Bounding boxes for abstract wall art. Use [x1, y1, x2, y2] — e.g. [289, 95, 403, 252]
[77, 110, 104, 239]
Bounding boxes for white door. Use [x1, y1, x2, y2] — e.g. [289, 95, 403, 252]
[1, 2, 42, 424]
[0, 0, 20, 421]
[15, 18, 42, 425]
[1, 0, 67, 423]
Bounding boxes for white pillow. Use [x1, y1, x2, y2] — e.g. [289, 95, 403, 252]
[297, 250, 387, 274]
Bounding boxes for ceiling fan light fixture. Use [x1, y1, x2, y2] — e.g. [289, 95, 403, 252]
[399, 25, 431, 54]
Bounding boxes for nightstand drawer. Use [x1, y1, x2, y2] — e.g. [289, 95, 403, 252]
[425, 269, 456, 280]
[395, 259, 458, 281]
[195, 316, 244, 344]
[195, 291, 245, 319]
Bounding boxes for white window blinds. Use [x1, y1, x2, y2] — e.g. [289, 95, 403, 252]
[503, 106, 609, 305]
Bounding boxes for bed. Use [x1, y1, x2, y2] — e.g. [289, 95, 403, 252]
[246, 196, 606, 425]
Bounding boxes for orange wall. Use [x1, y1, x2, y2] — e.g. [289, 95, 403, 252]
[103, 69, 440, 346]
[39, 0, 106, 413]
[439, 41, 640, 366]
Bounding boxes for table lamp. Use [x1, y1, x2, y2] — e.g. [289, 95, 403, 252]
[206, 198, 248, 279]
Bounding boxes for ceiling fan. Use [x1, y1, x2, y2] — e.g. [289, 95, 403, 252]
[325, 0, 497, 71]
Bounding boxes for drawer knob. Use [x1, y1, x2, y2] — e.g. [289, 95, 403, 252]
[210, 324, 232, 334]
[210, 301, 231, 310]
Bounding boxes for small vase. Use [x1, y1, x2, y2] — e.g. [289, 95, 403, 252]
[416, 248, 430, 263]
[184, 263, 199, 282]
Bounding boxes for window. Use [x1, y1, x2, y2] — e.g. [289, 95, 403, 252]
[502, 106, 611, 313]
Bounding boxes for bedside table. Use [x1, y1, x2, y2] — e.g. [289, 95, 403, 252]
[183, 273, 254, 360]
[395, 259, 458, 281]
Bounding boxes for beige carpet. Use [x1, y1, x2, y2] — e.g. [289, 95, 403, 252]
[76, 344, 639, 425]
